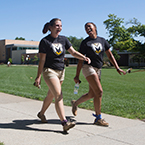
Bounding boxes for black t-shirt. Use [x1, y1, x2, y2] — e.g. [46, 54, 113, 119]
[79, 36, 110, 68]
[39, 35, 72, 70]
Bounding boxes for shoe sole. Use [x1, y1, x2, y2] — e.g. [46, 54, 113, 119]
[93, 122, 109, 127]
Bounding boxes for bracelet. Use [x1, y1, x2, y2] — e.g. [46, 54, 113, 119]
[117, 68, 120, 71]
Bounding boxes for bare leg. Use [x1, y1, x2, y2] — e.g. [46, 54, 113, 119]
[41, 78, 75, 131]
[71, 83, 95, 116]
[86, 74, 103, 115]
[74, 85, 94, 106]
[45, 77, 66, 121]
[39, 90, 54, 115]
[72, 73, 108, 126]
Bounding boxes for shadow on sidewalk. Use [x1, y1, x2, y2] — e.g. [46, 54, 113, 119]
[0, 116, 91, 135]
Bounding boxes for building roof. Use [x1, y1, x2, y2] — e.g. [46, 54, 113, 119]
[6, 44, 38, 48]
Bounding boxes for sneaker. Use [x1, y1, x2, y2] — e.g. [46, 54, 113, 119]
[71, 100, 77, 116]
[94, 118, 109, 127]
[63, 121, 75, 132]
[37, 112, 47, 123]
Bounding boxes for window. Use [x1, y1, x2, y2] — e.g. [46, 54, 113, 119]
[12, 47, 17, 50]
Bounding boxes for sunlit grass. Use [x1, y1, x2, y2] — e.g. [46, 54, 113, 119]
[0, 65, 145, 120]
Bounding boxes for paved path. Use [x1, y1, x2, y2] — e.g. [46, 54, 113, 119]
[0, 92, 145, 145]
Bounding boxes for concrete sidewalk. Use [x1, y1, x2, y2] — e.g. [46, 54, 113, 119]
[0, 92, 145, 145]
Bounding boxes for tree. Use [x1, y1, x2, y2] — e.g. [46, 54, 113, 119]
[126, 18, 145, 63]
[111, 49, 120, 61]
[103, 14, 134, 51]
[104, 14, 145, 67]
[126, 18, 145, 37]
[32, 54, 39, 64]
[8, 58, 12, 63]
[67, 36, 83, 52]
[103, 14, 125, 46]
[15, 37, 25, 40]
[21, 55, 25, 64]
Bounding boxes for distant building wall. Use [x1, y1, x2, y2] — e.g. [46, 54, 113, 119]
[117, 54, 129, 66]
[116, 50, 145, 67]
[0, 39, 39, 63]
[12, 50, 39, 64]
[0, 40, 6, 62]
[12, 50, 26, 64]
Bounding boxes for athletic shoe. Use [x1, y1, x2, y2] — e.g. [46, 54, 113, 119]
[37, 112, 48, 123]
[71, 100, 77, 116]
[94, 118, 109, 127]
[63, 121, 75, 132]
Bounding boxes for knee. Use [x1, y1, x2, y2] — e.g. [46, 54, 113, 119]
[98, 89, 103, 97]
[95, 89, 103, 98]
[55, 93, 63, 103]
[87, 92, 94, 99]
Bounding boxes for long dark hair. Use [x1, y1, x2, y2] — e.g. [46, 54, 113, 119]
[85, 22, 97, 35]
[42, 18, 61, 34]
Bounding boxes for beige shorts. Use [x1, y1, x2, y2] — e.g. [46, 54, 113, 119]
[43, 68, 65, 81]
[82, 64, 101, 80]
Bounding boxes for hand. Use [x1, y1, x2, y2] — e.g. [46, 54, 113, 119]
[84, 57, 91, 64]
[74, 76, 81, 84]
[34, 77, 41, 87]
[117, 68, 126, 75]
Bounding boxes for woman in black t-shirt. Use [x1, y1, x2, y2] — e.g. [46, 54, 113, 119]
[35, 18, 90, 132]
[72, 22, 126, 127]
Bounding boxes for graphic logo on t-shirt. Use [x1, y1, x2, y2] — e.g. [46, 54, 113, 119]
[91, 43, 102, 55]
[52, 43, 63, 55]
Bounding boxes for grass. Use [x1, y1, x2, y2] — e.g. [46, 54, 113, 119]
[0, 65, 145, 120]
[0, 142, 4, 145]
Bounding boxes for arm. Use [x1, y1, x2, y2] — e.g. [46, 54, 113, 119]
[105, 49, 126, 75]
[74, 60, 84, 83]
[67, 46, 91, 64]
[35, 53, 46, 86]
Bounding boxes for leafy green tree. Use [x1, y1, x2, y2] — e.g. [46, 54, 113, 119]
[8, 58, 12, 63]
[126, 18, 145, 37]
[126, 18, 145, 64]
[114, 38, 137, 51]
[21, 55, 25, 64]
[32, 54, 39, 64]
[67, 36, 83, 52]
[103, 14, 134, 50]
[15, 37, 25, 40]
[104, 14, 145, 67]
[103, 14, 125, 46]
[111, 49, 120, 61]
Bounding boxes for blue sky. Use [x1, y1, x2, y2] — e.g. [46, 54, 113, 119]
[0, 0, 145, 42]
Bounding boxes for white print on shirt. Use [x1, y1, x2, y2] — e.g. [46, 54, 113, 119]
[52, 43, 63, 55]
[91, 43, 103, 55]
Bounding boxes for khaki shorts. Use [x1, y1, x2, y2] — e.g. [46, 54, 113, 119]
[82, 64, 101, 80]
[43, 68, 65, 81]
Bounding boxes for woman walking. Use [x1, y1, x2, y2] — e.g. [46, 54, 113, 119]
[35, 18, 90, 132]
[72, 22, 126, 127]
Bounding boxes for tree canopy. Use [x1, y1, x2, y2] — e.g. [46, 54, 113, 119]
[15, 37, 25, 40]
[103, 14, 145, 66]
[67, 36, 83, 53]
[103, 14, 145, 55]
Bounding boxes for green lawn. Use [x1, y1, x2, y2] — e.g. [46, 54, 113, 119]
[0, 65, 145, 120]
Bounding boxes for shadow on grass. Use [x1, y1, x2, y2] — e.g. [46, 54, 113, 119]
[0, 116, 92, 135]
